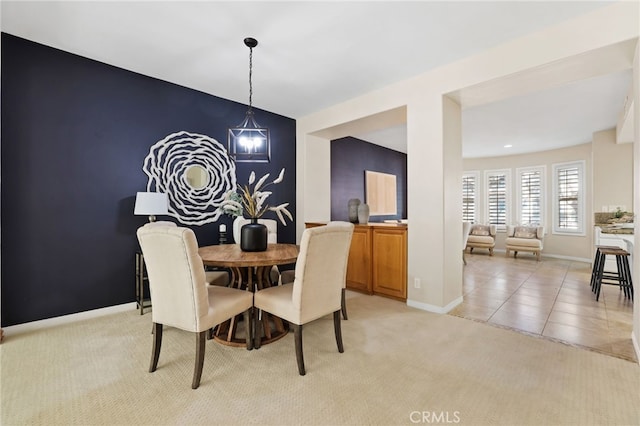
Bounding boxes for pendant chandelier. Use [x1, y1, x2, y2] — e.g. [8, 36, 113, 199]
[228, 37, 270, 163]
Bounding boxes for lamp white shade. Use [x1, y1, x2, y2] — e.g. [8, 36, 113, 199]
[134, 192, 168, 216]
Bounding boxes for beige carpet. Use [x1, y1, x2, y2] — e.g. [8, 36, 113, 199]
[1, 292, 638, 426]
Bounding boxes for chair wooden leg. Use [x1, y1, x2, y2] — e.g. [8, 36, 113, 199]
[333, 310, 344, 353]
[149, 322, 163, 373]
[489, 248, 494, 256]
[192, 331, 207, 389]
[293, 324, 305, 376]
[341, 288, 348, 320]
[514, 251, 518, 258]
[253, 309, 262, 350]
[462, 252, 467, 265]
[244, 309, 253, 350]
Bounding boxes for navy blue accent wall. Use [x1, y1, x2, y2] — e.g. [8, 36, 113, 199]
[330, 137, 407, 222]
[1, 33, 296, 326]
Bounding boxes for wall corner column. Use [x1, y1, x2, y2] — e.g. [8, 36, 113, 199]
[406, 95, 463, 313]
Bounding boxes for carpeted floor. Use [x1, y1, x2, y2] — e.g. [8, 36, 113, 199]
[1, 292, 638, 425]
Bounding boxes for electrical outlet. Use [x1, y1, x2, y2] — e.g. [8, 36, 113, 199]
[414, 278, 421, 289]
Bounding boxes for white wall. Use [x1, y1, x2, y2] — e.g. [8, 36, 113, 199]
[632, 38, 639, 363]
[296, 3, 640, 316]
[593, 128, 633, 213]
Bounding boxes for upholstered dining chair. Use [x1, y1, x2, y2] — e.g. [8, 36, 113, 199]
[136, 224, 253, 389]
[277, 221, 351, 320]
[253, 223, 354, 376]
[141, 220, 229, 286]
[328, 221, 353, 319]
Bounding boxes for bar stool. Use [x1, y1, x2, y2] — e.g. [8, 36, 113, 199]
[591, 246, 633, 302]
[590, 245, 620, 293]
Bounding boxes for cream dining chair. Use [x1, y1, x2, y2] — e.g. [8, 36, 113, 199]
[136, 224, 253, 389]
[141, 220, 229, 286]
[328, 221, 353, 319]
[253, 223, 354, 375]
[278, 221, 351, 320]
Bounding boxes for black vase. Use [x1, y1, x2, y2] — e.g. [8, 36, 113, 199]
[240, 218, 268, 252]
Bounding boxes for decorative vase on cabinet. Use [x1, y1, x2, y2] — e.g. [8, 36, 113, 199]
[358, 203, 370, 224]
[240, 218, 268, 252]
[348, 198, 361, 223]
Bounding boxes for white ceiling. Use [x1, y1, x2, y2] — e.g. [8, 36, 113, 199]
[1, 1, 632, 158]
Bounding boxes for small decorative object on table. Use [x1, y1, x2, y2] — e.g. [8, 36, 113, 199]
[220, 168, 293, 252]
[348, 198, 361, 223]
[240, 218, 268, 251]
[219, 223, 228, 244]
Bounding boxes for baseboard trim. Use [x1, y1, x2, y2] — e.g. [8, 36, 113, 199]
[540, 253, 592, 263]
[489, 248, 591, 263]
[407, 296, 463, 314]
[3, 302, 138, 337]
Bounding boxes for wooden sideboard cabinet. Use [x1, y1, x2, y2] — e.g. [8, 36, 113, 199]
[305, 222, 407, 301]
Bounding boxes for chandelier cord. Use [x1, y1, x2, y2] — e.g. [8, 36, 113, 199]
[248, 46, 253, 112]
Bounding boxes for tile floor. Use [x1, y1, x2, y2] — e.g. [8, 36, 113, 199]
[449, 250, 637, 362]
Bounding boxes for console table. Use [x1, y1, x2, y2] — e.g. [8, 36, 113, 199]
[135, 252, 152, 315]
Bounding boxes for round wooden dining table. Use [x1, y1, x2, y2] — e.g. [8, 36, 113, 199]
[198, 243, 299, 348]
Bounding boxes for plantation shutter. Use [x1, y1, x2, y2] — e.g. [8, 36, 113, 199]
[520, 170, 541, 225]
[488, 174, 506, 226]
[557, 166, 579, 230]
[462, 175, 476, 222]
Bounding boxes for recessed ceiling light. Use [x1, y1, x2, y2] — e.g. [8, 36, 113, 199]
[504, 144, 512, 148]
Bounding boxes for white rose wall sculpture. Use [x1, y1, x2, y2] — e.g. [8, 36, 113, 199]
[143, 131, 237, 226]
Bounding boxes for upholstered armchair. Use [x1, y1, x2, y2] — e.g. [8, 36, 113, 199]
[466, 224, 497, 256]
[505, 225, 544, 261]
[136, 224, 253, 389]
[253, 223, 354, 375]
[462, 222, 472, 265]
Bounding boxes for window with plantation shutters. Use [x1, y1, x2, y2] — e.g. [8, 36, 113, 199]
[517, 166, 544, 226]
[553, 161, 585, 235]
[462, 173, 478, 223]
[485, 170, 510, 230]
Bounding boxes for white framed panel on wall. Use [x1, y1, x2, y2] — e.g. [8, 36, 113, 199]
[365, 170, 398, 216]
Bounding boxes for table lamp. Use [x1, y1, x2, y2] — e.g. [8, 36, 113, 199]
[134, 192, 169, 222]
